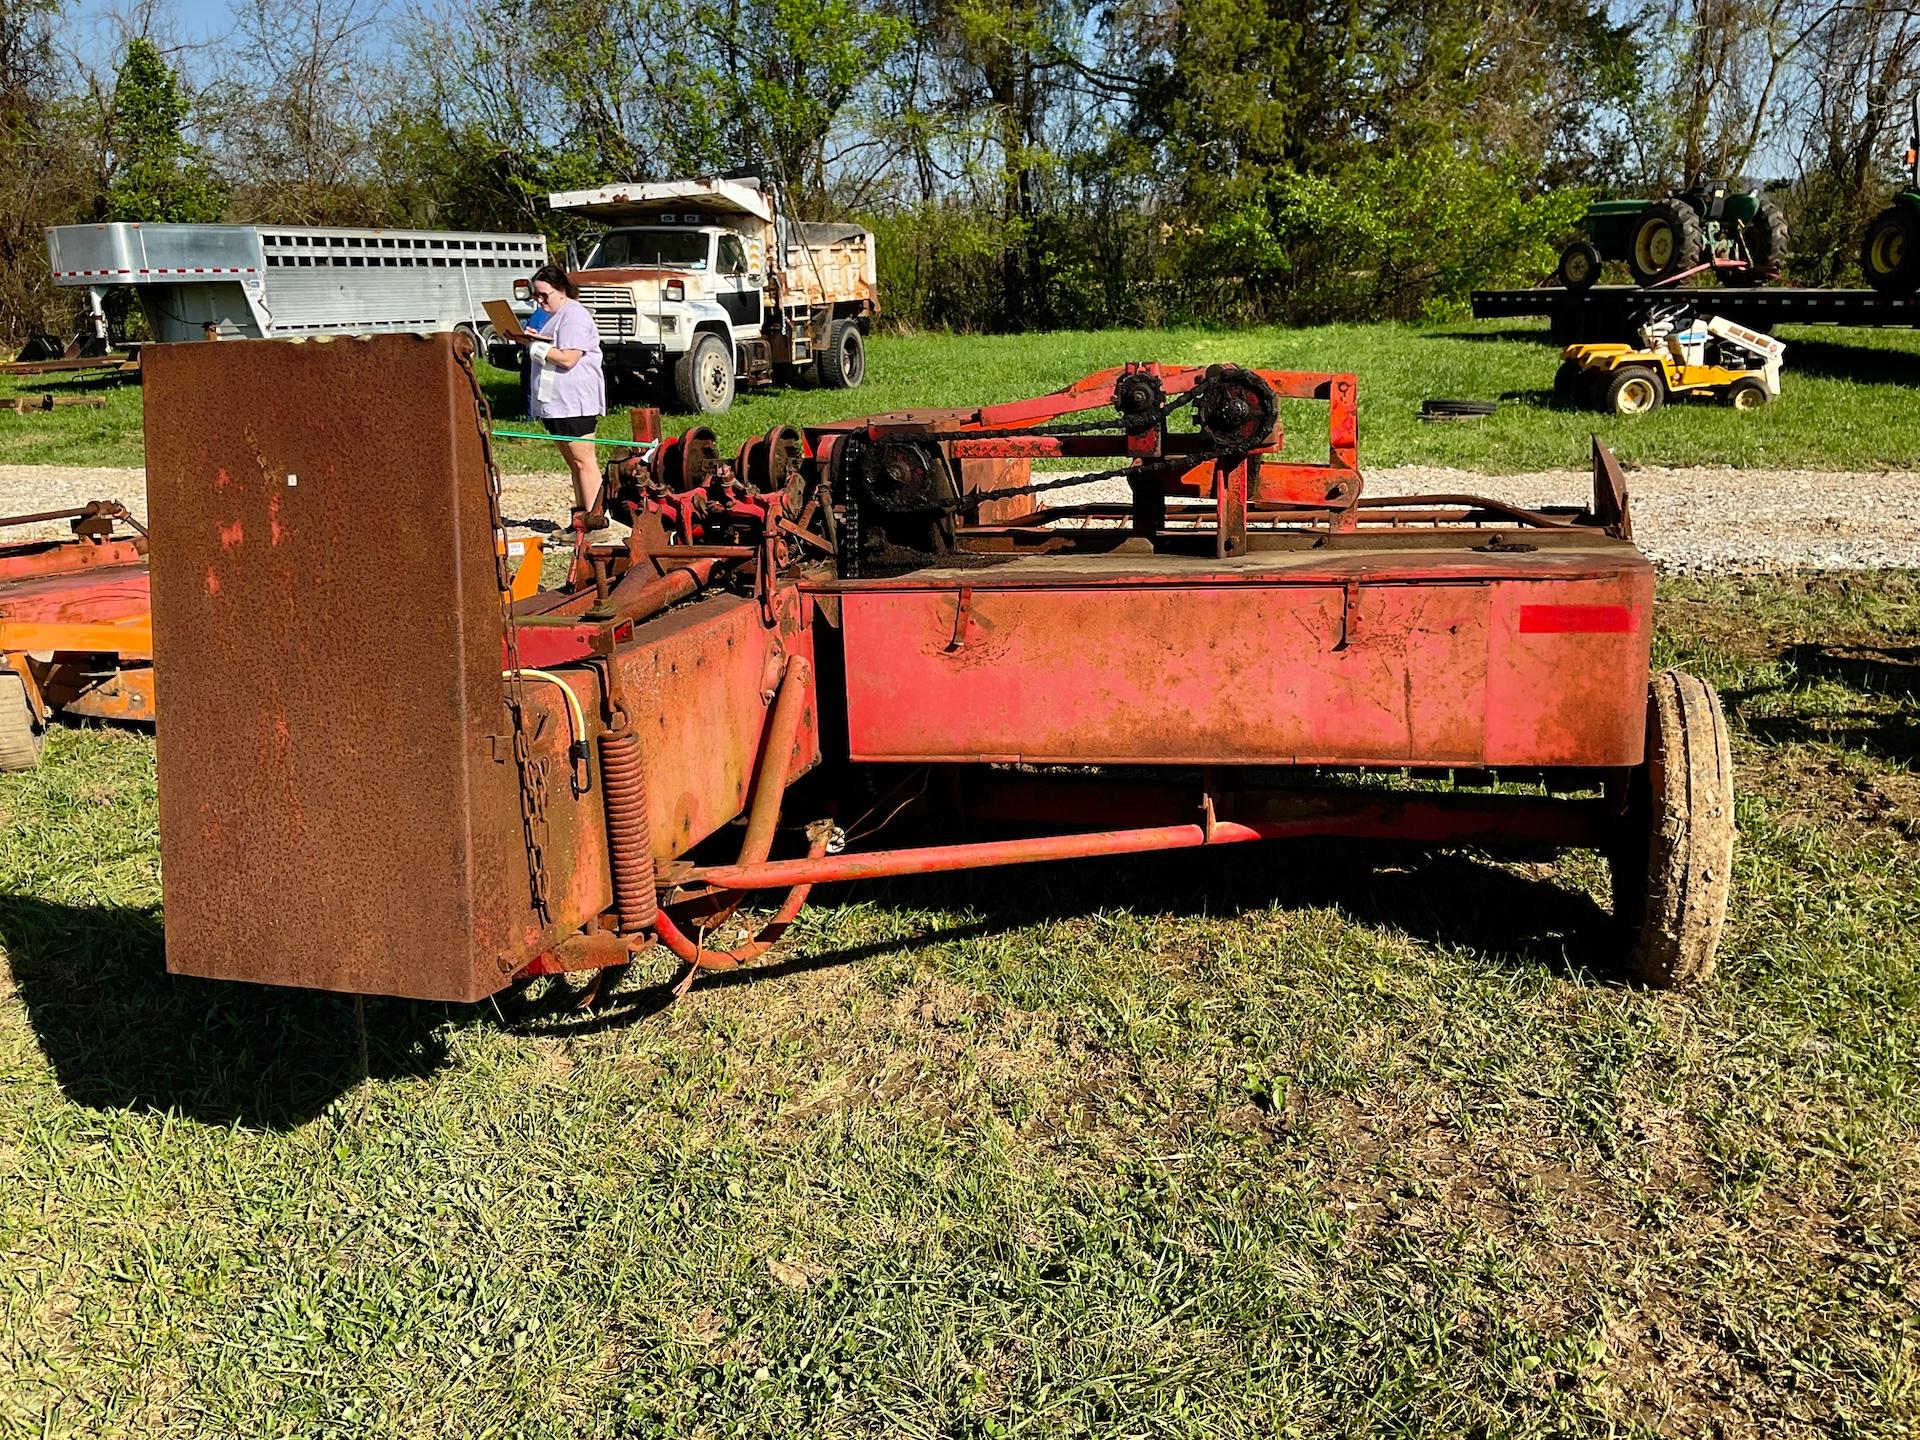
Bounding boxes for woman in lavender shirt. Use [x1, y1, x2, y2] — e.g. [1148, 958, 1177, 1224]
[510, 265, 606, 518]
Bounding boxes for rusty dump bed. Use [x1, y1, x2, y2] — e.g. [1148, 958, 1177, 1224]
[142, 335, 1718, 1002]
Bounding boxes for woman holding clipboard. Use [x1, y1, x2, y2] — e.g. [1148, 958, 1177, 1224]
[506, 265, 606, 521]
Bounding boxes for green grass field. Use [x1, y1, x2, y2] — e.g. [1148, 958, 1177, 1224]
[6, 319, 1920, 477]
[1, 571, 1915, 1437]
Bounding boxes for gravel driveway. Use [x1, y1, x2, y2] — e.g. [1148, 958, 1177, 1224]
[5, 460, 1918, 575]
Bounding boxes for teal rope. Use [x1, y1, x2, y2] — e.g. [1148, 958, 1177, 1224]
[489, 428, 656, 449]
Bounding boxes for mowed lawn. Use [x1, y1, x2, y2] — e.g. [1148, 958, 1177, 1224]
[6, 319, 1920, 476]
[0, 571, 1915, 1437]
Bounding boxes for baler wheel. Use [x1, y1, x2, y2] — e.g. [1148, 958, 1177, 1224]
[0, 671, 44, 772]
[1609, 670, 1735, 988]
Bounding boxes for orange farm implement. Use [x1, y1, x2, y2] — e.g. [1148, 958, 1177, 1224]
[139, 334, 1734, 1000]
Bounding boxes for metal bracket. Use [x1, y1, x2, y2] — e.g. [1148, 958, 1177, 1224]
[1335, 580, 1361, 651]
[945, 585, 974, 652]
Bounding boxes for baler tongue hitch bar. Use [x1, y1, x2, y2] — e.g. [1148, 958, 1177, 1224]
[141, 334, 1732, 1007]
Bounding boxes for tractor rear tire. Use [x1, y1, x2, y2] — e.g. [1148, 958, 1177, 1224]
[1604, 365, 1665, 415]
[1724, 376, 1770, 410]
[1861, 204, 1920, 294]
[1608, 670, 1735, 989]
[816, 319, 866, 390]
[1552, 360, 1585, 409]
[0, 671, 44, 772]
[1743, 201, 1789, 277]
[673, 333, 736, 414]
[1628, 199, 1705, 286]
[1558, 241, 1602, 291]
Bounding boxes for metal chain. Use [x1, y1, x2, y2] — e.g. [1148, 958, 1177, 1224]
[857, 379, 1254, 517]
[456, 344, 553, 920]
[861, 448, 1240, 517]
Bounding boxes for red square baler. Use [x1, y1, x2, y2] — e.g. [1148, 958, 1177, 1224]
[142, 335, 1732, 1003]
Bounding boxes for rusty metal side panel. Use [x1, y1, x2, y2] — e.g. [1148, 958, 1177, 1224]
[839, 567, 1653, 768]
[604, 587, 818, 861]
[839, 582, 1492, 766]
[145, 334, 589, 1001]
[1484, 573, 1654, 766]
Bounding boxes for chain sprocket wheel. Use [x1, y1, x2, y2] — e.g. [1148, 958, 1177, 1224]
[861, 437, 956, 513]
[1194, 365, 1279, 450]
[1112, 370, 1165, 433]
[672, 426, 723, 492]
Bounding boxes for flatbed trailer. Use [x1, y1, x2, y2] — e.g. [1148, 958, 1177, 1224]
[1472, 284, 1920, 342]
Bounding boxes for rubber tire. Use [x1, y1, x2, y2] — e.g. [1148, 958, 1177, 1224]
[1628, 199, 1705, 285]
[1742, 201, 1789, 276]
[1608, 670, 1735, 988]
[0, 671, 44, 772]
[1861, 204, 1920, 294]
[816, 320, 865, 390]
[1724, 376, 1770, 410]
[673, 333, 735, 414]
[1604, 365, 1665, 415]
[1552, 360, 1586, 409]
[1558, 240, 1603, 291]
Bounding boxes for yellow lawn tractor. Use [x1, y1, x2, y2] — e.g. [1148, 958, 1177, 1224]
[1554, 304, 1786, 415]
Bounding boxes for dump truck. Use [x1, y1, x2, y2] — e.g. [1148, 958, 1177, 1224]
[533, 177, 878, 414]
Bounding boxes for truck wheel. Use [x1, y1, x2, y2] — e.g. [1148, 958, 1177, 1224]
[1604, 365, 1664, 415]
[1607, 670, 1735, 988]
[1628, 199, 1704, 285]
[1724, 376, 1770, 410]
[1557, 241, 1602, 291]
[673, 333, 735, 414]
[816, 320, 865, 389]
[0, 671, 45, 772]
[1861, 205, 1920, 294]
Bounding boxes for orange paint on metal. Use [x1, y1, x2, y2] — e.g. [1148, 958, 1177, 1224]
[219, 520, 244, 549]
[0, 618, 152, 657]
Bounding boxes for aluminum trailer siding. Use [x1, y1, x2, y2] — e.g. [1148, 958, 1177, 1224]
[47, 223, 548, 343]
[1472, 285, 1920, 343]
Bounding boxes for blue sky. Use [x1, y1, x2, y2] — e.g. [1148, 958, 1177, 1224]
[68, 0, 237, 67]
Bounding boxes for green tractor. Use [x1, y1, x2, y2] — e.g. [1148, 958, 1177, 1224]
[1557, 181, 1789, 290]
[1861, 100, 1920, 293]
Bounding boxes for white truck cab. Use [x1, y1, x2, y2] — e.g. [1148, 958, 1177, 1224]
[533, 177, 877, 414]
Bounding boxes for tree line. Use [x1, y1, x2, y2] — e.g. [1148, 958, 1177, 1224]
[3, 0, 1918, 345]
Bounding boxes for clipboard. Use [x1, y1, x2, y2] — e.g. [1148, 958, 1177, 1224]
[483, 299, 535, 341]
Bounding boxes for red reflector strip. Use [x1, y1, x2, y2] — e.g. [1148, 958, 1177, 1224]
[1519, 603, 1636, 634]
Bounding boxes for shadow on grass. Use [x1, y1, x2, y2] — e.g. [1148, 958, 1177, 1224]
[1778, 337, 1920, 387]
[548, 840, 1625, 1037]
[1, 894, 450, 1128]
[1497, 388, 1561, 408]
[3, 838, 1624, 1112]
[1421, 326, 1558, 346]
[1727, 642, 1920, 765]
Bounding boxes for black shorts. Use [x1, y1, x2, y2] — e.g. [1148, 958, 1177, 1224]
[543, 414, 599, 438]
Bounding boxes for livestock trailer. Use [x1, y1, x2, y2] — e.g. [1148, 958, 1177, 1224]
[46, 222, 547, 345]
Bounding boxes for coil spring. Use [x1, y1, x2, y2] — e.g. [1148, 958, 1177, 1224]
[598, 726, 657, 932]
